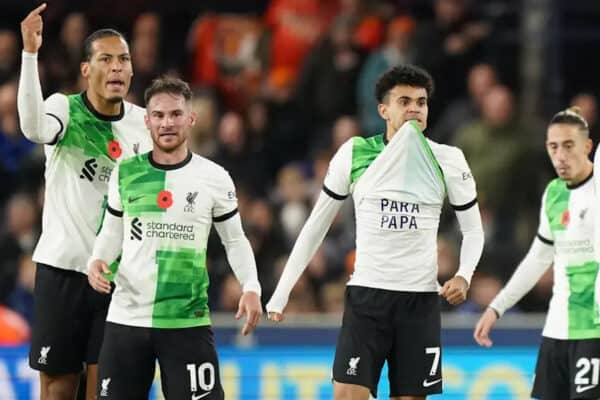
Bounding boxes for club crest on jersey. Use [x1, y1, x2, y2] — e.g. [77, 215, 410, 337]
[185, 192, 198, 213]
[100, 378, 111, 397]
[562, 210, 570, 227]
[38, 346, 50, 365]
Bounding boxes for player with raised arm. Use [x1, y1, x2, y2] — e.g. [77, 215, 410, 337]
[474, 107, 599, 400]
[266, 64, 484, 400]
[18, 4, 151, 399]
[87, 76, 262, 400]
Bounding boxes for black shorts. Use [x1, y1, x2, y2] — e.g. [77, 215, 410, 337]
[98, 322, 224, 400]
[29, 263, 111, 375]
[332, 286, 442, 398]
[532, 337, 600, 400]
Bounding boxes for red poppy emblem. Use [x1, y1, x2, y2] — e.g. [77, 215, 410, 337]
[157, 190, 173, 209]
[108, 140, 122, 159]
[561, 210, 570, 227]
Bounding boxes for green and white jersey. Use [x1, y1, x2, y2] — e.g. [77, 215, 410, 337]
[324, 121, 477, 291]
[33, 92, 151, 274]
[537, 175, 599, 339]
[105, 151, 239, 328]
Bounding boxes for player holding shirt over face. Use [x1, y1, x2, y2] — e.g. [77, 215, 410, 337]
[18, 4, 151, 400]
[88, 77, 262, 400]
[474, 107, 599, 400]
[266, 64, 484, 400]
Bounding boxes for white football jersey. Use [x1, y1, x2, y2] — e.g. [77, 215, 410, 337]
[324, 121, 477, 291]
[32, 92, 152, 274]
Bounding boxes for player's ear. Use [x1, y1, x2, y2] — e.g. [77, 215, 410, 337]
[377, 103, 388, 121]
[80, 62, 90, 79]
[144, 113, 151, 130]
[189, 111, 197, 127]
[584, 137, 593, 156]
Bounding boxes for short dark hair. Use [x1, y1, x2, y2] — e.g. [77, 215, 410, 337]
[375, 64, 435, 103]
[144, 76, 192, 106]
[83, 29, 127, 61]
[550, 106, 589, 136]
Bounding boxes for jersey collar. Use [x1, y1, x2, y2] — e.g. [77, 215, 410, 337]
[81, 91, 125, 121]
[149, 150, 192, 170]
[566, 170, 593, 190]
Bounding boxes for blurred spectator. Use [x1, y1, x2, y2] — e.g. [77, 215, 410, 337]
[245, 199, 287, 299]
[0, 305, 30, 345]
[0, 29, 18, 85]
[129, 13, 163, 104]
[264, 0, 338, 79]
[274, 164, 310, 246]
[258, 69, 306, 174]
[330, 115, 360, 152]
[296, 15, 367, 151]
[357, 15, 416, 136]
[42, 12, 88, 94]
[454, 272, 503, 313]
[414, 0, 491, 123]
[453, 85, 540, 246]
[6, 255, 36, 325]
[338, 0, 385, 51]
[219, 273, 243, 312]
[188, 14, 264, 110]
[213, 111, 268, 195]
[273, 256, 319, 313]
[430, 62, 498, 144]
[0, 193, 39, 304]
[188, 92, 219, 157]
[570, 93, 599, 155]
[0, 81, 35, 203]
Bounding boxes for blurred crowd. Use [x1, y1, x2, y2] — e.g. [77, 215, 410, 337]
[0, 0, 600, 340]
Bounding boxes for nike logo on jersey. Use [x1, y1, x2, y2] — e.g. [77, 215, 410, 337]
[576, 384, 597, 393]
[128, 195, 144, 203]
[422, 378, 442, 387]
[191, 392, 211, 400]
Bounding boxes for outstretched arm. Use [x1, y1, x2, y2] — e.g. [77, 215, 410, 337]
[18, 3, 68, 145]
[266, 191, 344, 319]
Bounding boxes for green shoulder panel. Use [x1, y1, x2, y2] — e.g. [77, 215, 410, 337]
[544, 178, 570, 232]
[59, 94, 116, 159]
[119, 153, 167, 216]
[350, 134, 385, 184]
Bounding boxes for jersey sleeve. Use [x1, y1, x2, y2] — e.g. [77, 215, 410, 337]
[323, 139, 353, 199]
[18, 52, 69, 145]
[537, 188, 553, 243]
[444, 147, 478, 210]
[212, 170, 238, 222]
[106, 165, 123, 216]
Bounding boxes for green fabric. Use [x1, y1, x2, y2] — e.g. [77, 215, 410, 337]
[153, 248, 210, 328]
[350, 134, 385, 184]
[119, 153, 167, 216]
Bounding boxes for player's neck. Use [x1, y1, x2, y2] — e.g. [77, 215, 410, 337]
[151, 145, 190, 166]
[85, 90, 123, 116]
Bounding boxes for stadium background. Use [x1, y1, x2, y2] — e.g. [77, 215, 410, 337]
[1, 0, 600, 398]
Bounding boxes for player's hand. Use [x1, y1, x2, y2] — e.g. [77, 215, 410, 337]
[88, 259, 112, 294]
[236, 291, 262, 336]
[267, 311, 285, 322]
[440, 275, 468, 305]
[21, 3, 47, 53]
[474, 307, 499, 347]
